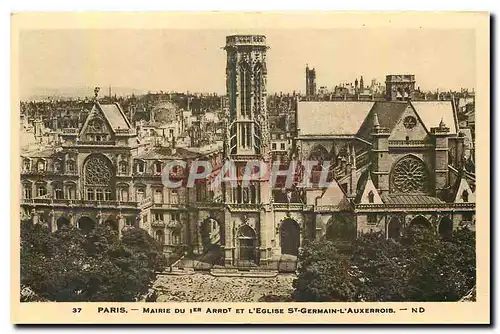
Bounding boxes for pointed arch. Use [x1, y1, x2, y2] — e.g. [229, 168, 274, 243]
[56, 217, 71, 230]
[387, 217, 402, 239]
[438, 216, 454, 238]
[77, 216, 96, 234]
[239, 60, 252, 117]
[325, 214, 355, 243]
[280, 218, 301, 256]
[237, 224, 257, 263]
[408, 215, 433, 231]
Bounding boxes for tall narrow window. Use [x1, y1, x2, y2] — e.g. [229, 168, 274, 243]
[136, 188, 145, 202]
[250, 184, 257, 204]
[240, 124, 246, 148]
[236, 185, 242, 203]
[171, 189, 179, 204]
[119, 187, 129, 202]
[368, 190, 375, 203]
[67, 160, 76, 173]
[154, 162, 162, 175]
[67, 185, 76, 200]
[96, 189, 104, 201]
[462, 190, 469, 202]
[119, 161, 128, 174]
[54, 185, 63, 200]
[240, 66, 247, 116]
[104, 188, 112, 201]
[154, 188, 163, 203]
[87, 188, 94, 200]
[23, 184, 31, 199]
[246, 124, 251, 148]
[23, 159, 31, 172]
[37, 160, 45, 172]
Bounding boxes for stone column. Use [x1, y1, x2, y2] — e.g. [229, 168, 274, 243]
[224, 208, 234, 266]
[68, 212, 75, 227]
[49, 210, 56, 232]
[31, 209, 39, 225]
[259, 208, 273, 265]
[117, 213, 125, 237]
[96, 210, 103, 225]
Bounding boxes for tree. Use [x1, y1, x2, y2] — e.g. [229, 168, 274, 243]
[292, 227, 476, 302]
[20, 222, 167, 302]
[292, 239, 357, 302]
[351, 232, 409, 301]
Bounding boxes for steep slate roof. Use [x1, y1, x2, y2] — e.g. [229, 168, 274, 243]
[356, 101, 409, 141]
[411, 101, 458, 134]
[135, 147, 203, 160]
[22, 148, 59, 158]
[297, 100, 458, 140]
[99, 103, 131, 130]
[297, 101, 374, 136]
[381, 194, 445, 205]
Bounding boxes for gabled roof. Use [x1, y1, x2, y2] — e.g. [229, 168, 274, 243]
[451, 169, 476, 203]
[297, 101, 374, 136]
[315, 179, 352, 210]
[354, 170, 383, 204]
[297, 100, 458, 140]
[22, 147, 59, 158]
[411, 101, 458, 134]
[356, 101, 409, 141]
[98, 103, 131, 130]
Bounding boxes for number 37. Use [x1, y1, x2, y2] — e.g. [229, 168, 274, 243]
[72, 308, 82, 313]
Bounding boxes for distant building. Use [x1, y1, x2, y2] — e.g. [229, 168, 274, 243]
[305, 64, 317, 97]
[385, 74, 416, 101]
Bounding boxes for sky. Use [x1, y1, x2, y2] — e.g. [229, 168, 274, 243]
[19, 28, 476, 99]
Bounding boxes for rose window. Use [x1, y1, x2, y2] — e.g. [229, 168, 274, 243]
[391, 156, 429, 193]
[84, 155, 113, 186]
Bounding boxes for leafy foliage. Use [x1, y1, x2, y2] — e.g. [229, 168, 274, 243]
[293, 227, 476, 302]
[20, 222, 167, 302]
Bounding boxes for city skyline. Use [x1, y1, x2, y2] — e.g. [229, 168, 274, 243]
[20, 29, 476, 100]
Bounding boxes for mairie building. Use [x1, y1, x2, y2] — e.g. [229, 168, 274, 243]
[19, 34, 475, 271]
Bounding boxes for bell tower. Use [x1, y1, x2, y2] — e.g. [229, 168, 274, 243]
[224, 35, 269, 158]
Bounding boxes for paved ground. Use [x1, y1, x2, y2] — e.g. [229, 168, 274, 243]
[153, 273, 296, 302]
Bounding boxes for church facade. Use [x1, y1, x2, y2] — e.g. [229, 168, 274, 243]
[19, 34, 476, 271]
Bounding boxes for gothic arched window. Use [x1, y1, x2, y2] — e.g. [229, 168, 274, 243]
[368, 190, 374, 203]
[462, 190, 469, 202]
[391, 155, 429, 193]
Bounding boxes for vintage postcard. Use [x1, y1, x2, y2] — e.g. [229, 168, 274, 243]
[11, 12, 490, 324]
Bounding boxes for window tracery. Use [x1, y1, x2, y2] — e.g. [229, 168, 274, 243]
[391, 156, 429, 193]
[84, 155, 113, 186]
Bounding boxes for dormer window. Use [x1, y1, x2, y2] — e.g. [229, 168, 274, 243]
[368, 190, 374, 203]
[462, 190, 469, 202]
